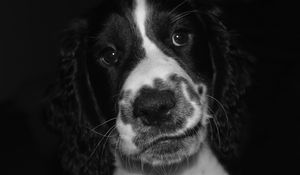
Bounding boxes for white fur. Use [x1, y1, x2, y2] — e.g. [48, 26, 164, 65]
[116, 116, 139, 154]
[180, 144, 228, 175]
[114, 143, 228, 175]
[122, 0, 194, 96]
[114, 0, 224, 174]
[117, 0, 202, 144]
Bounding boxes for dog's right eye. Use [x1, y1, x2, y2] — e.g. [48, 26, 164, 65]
[171, 31, 191, 47]
[97, 47, 119, 66]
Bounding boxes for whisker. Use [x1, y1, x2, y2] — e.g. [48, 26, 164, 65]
[212, 115, 222, 147]
[101, 126, 116, 158]
[85, 126, 116, 138]
[87, 125, 116, 160]
[206, 95, 230, 131]
[90, 117, 117, 131]
[207, 106, 221, 147]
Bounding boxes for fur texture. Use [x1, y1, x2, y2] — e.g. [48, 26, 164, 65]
[46, 0, 253, 174]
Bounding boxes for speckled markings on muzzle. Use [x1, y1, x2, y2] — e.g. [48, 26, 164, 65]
[115, 0, 210, 156]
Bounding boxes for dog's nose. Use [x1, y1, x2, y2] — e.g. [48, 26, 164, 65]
[133, 89, 176, 126]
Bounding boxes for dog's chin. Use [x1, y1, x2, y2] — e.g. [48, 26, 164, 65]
[142, 133, 204, 166]
[116, 132, 203, 168]
[139, 136, 201, 166]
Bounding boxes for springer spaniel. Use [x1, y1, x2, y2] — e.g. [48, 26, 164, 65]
[47, 0, 252, 175]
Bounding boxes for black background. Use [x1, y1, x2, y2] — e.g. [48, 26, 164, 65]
[0, 0, 299, 174]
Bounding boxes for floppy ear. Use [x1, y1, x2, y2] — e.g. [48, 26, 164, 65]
[46, 19, 114, 175]
[46, 19, 87, 132]
[193, 1, 254, 172]
[49, 18, 106, 129]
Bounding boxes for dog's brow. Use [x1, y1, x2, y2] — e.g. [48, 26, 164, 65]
[168, 0, 189, 15]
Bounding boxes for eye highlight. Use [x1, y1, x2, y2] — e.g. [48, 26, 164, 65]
[97, 46, 119, 66]
[171, 31, 191, 47]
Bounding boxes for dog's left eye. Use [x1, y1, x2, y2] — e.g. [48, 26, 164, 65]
[97, 47, 119, 66]
[171, 31, 191, 47]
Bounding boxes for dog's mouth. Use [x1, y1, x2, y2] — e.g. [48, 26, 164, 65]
[140, 121, 202, 152]
[124, 121, 204, 166]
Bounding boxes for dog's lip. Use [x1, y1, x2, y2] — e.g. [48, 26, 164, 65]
[140, 121, 202, 153]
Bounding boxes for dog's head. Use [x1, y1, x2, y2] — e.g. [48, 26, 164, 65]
[89, 0, 212, 165]
[52, 0, 252, 173]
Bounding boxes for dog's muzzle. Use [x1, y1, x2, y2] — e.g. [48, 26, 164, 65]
[113, 73, 209, 165]
[113, 52, 210, 165]
[118, 74, 199, 131]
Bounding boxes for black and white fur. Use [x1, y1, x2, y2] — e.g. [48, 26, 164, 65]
[47, 0, 252, 175]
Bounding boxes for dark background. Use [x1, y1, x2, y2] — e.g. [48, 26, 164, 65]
[0, 0, 299, 174]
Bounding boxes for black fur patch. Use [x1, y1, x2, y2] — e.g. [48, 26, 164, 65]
[47, 0, 253, 174]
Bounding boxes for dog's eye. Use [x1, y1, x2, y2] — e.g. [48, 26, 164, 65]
[171, 31, 190, 47]
[98, 47, 119, 66]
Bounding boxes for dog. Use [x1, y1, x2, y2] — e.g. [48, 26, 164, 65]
[47, 0, 252, 174]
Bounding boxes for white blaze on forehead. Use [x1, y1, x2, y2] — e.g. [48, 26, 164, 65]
[122, 0, 193, 96]
[135, 0, 147, 40]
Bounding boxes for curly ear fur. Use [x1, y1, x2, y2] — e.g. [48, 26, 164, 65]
[195, 3, 253, 173]
[46, 19, 114, 175]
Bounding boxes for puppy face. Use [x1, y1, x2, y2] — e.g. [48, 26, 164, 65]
[86, 0, 214, 167]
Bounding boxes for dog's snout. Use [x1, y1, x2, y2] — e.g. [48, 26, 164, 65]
[133, 89, 176, 126]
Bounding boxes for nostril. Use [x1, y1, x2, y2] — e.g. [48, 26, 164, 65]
[198, 86, 203, 95]
[158, 102, 175, 114]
